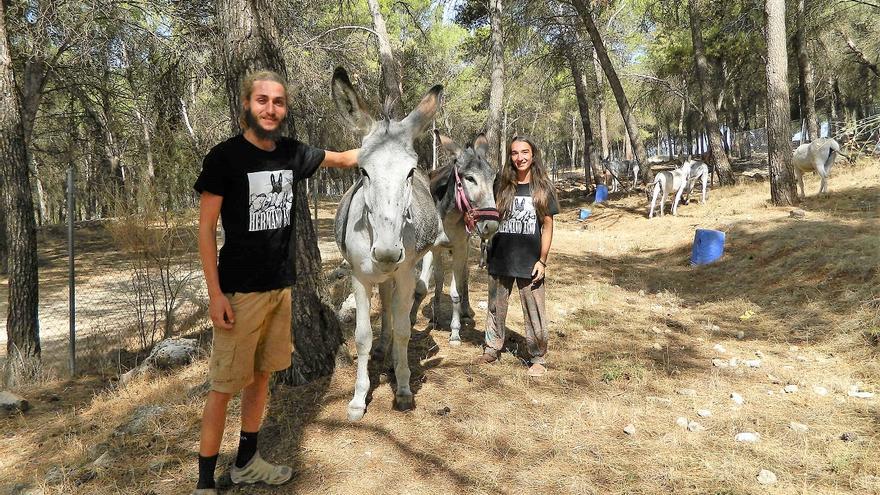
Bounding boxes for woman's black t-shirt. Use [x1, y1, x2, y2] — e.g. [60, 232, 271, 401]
[487, 182, 559, 279]
[193, 135, 325, 293]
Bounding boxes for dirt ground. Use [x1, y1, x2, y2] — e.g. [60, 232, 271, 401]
[1, 158, 878, 495]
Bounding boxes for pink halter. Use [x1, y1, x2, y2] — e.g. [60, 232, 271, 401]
[453, 167, 500, 234]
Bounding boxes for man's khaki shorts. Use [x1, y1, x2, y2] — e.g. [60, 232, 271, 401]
[208, 288, 293, 394]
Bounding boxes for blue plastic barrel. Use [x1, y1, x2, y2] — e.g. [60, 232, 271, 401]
[691, 229, 726, 265]
[594, 184, 609, 203]
[579, 208, 591, 220]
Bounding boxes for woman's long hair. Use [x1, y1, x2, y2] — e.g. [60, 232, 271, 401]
[495, 136, 556, 219]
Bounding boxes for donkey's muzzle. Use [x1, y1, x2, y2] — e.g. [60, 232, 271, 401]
[371, 245, 405, 267]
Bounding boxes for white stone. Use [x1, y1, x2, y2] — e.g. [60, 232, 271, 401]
[784, 385, 799, 393]
[729, 358, 739, 367]
[736, 330, 745, 339]
[677, 388, 697, 397]
[697, 409, 712, 418]
[789, 422, 809, 433]
[745, 359, 762, 368]
[813, 386, 829, 396]
[713, 344, 727, 353]
[754, 351, 765, 358]
[848, 390, 875, 399]
[623, 424, 636, 435]
[337, 293, 357, 323]
[687, 421, 704, 432]
[735, 432, 760, 443]
[712, 358, 728, 368]
[730, 392, 745, 405]
[676, 417, 689, 428]
[652, 326, 663, 334]
[651, 343, 663, 351]
[712, 324, 721, 332]
[92, 452, 113, 468]
[477, 301, 488, 311]
[757, 469, 777, 485]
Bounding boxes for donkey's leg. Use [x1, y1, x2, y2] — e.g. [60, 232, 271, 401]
[649, 184, 659, 218]
[795, 168, 805, 198]
[391, 271, 416, 411]
[430, 250, 446, 323]
[411, 251, 432, 325]
[701, 174, 708, 203]
[348, 277, 374, 421]
[374, 280, 394, 368]
[460, 241, 475, 321]
[671, 182, 686, 216]
[448, 243, 469, 345]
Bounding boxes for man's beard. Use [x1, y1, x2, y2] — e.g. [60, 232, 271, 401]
[244, 107, 286, 141]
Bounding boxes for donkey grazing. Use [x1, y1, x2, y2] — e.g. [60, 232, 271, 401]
[647, 160, 694, 218]
[677, 160, 709, 209]
[332, 67, 441, 421]
[410, 133, 500, 346]
[603, 158, 639, 192]
[792, 138, 849, 197]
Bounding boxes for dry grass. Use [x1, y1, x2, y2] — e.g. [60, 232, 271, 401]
[1, 159, 878, 495]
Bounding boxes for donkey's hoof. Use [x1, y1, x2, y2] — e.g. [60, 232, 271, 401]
[448, 338, 462, 347]
[347, 402, 366, 421]
[393, 393, 414, 412]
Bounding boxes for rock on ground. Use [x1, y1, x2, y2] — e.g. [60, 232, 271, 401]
[623, 424, 636, 435]
[789, 422, 809, 433]
[0, 391, 29, 415]
[735, 432, 760, 443]
[121, 338, 202, 384]
[757, 469, 778, 485]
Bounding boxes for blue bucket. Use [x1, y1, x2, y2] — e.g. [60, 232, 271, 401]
[578, 208, 591, 220]
[691, 229, 726, 265]
[594, 184, 609, 203]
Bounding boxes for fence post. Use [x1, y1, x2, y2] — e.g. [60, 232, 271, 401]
[67, 166, 76, 376]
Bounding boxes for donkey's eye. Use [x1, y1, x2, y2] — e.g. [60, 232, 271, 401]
[406, 168, 415, 179]
[465, 175, 477, 184]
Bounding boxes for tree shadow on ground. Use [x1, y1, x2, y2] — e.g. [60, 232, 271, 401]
[552, 185, 878, 349]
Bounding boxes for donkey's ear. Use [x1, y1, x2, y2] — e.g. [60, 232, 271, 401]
[436, 130, 462, 158]
[331, 67, 374, 133]
[472, 133, 489, 158]
[402, 85, 443, 137]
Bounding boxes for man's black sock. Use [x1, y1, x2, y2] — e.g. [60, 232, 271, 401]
[197, 454, 218, 489]
[235, 430, 259, 468]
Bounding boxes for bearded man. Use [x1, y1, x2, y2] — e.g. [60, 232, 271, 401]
[192, 70, 358, 494]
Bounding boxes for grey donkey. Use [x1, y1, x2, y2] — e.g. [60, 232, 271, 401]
[410, 132, 500, 346]
[332, 67, 442, 421]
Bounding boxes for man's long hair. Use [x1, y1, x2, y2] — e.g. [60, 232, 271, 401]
[495, 136, 556, 219]
[239, 70, 289, 134]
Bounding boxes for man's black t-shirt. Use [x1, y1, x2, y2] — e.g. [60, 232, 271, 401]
[193, 135, 325, 293]
[487, 183, 559, 279]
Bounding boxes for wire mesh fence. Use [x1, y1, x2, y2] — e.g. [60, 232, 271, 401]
[0, 174, 208, 377]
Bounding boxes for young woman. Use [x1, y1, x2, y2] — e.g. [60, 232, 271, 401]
[473, 136, 559, 377]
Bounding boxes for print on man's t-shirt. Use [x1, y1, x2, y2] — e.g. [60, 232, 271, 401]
[248, 170, 294, 231]
[498, 195, 537, 235]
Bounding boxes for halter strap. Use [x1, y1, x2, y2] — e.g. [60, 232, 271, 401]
[453, 167, 500, 234]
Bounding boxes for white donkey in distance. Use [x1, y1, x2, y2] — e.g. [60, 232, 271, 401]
[333, 67, 442, 421]
[792, 138, 849, 197]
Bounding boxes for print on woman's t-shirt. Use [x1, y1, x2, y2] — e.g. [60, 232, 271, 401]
[248, 170, 294, 231]
[498, 195, 537, 235]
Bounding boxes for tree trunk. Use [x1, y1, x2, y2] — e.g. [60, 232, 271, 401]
[764, 0, 798, 205]
[572, 0, 648, 181]
[1, 1, 41, 383]
[689, 0, 734, 185]
[486, 0, 505, 169]
[366, 0, 403, 117]
[592, 49, 609, 159]
[219, 0, 341, 384]
[567, 48, 601, 188]
[795, 0, 819, 141]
